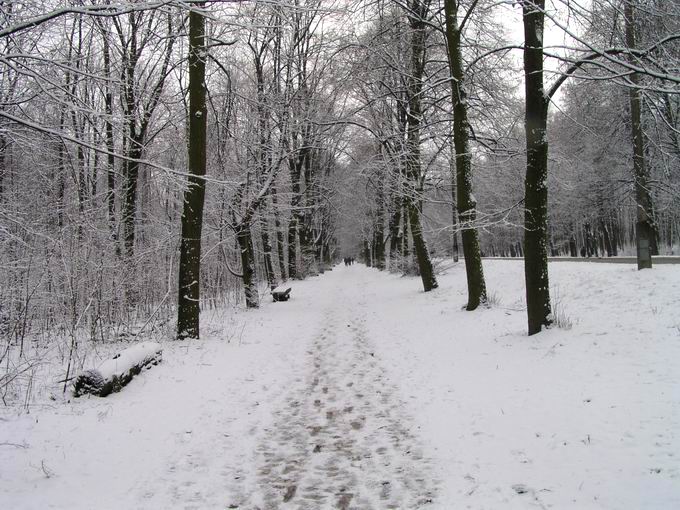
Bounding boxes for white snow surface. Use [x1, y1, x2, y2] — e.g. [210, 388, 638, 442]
[95, 341, 162, 380]
[1, 260, 679, 509]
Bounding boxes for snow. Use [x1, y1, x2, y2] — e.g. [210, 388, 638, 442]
[1, 261, 679, 508]
[95, 341, 162, 380]
[271, 284, 292, 294]
[364, 261, 680, 508]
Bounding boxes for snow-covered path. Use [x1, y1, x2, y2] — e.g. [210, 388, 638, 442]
[243, 280, 435, 509]
[2, 261, 680, 509]
[1, 265, 437, 510]
[125, 266, 438, 509]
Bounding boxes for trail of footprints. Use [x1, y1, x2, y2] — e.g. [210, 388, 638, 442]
[247, 309, 437, 509]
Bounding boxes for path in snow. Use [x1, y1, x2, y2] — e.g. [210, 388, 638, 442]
[7, 261, 675, 509]
[233, 274, 437, 509]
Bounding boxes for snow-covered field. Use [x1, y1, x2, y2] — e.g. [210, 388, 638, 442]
[1, 260, 679, 509]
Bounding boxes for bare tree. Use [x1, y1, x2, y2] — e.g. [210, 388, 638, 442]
[177, 2, 207, 339]
[624, 0, 655, 269]
[443, 0, 488, 309]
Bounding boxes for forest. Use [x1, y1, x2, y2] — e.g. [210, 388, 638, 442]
[1, 0, 678, 347]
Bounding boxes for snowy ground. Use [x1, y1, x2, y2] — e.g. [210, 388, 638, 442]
[1, 260, 679, 509]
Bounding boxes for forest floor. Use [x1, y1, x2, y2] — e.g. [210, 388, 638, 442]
[1, 260, 679, 509]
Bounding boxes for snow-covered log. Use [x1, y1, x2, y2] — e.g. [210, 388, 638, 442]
[73, 342, 162, 397]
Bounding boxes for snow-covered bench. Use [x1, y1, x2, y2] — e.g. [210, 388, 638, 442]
[271, 286, 292, 302]
[73, 342, 162, 397]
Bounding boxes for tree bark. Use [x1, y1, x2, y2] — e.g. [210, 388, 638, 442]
[253, 55, 277, 287]
[287, 214, 298, 279]
[260, 214, 276, 288]
[236, 224, 259, 308]
[98, 19, 118, 246]
[122, 143, 142, 257]
[0, 135, 6, 202]
[450, 156, 459, 263]
[388, 195, 402, 262]
[56, 108, 67, 228]
[405, 0, 438, 292]
[624, 0, 654, 270]
[443, 0, 487, 308]
[408, 201, 437, 289]
[402, 203, 410, 259]
[374, 174, 386, 270]
[177, 4, 207, 340]
[522, 0, 553, 335]
[287, 149, 305, 279]
[271, 184, 287, 280]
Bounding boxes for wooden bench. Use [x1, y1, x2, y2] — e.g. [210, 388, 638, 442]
[271, 286, 292, 302]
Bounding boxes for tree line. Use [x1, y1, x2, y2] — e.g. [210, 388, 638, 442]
[0, 0, 678, 371]
[347, 0, 678, 334]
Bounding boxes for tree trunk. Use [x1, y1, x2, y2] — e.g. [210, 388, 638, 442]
[374, 177, 386, 270]
[287, 151, 304, 279]
[444, 0, 486, 308]
[74, 138, 87, 240]
[177, 4, 207, 339]
[522, 0, 553, 335]
[115, 11, 174, 260]
[271, 185, 287, 280]
[287, 215, 298, 279]
[253, 57, 276, 288]
[0, 135, 6, 202]
[610, 216, 619, 256]
[323, 239, 332, 267]
[408, 202, 437, 290]
[100, 22, 118, 247]
[388, 195, 402, 262]
[74, 342, 162, 397]
[601, 220, 613, 256]
[405, 0, 438, 292]
[237, 224, 259, 308]
[402, 204, 410, 259]
[57, 109, 67, 228]
[451, 180, 459, 263]
[301, 153, 314, 268]
[569, 232, 578, 257]
[625, 1, 654, 269]
[260, 215, 276, 288]
[122, 143, 142, 258]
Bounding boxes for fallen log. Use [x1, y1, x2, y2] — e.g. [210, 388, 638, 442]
[73, 342, 162, 397]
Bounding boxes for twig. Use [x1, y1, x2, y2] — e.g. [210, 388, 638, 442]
[0, 442, 28, 449]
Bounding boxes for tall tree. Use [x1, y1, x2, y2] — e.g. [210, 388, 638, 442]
[248, 11, 279, 287]
[517, 0, 680, 333]
[404, 0, 438, 292]
[94, 17, 118, 246]
[443, 0, 487, 309]
[624, 0, 654, 269]
[177, 3, 207, 339]
[522, 0, 553, 335]
[115, 10, 175, 259]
